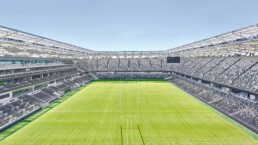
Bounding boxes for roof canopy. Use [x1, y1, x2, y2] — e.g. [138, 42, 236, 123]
[0, 24, 258, 58]
[0, 25, 92, 55]
[170, 24, 258, 52]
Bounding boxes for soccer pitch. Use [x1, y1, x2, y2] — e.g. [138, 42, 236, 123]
[1, 80, 258, 145]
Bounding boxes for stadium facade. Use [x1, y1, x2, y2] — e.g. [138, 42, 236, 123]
[0, 24, 258, 135]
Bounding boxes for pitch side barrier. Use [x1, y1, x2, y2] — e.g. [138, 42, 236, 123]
[93, 79, 165, 82]
[0, 107, 41, 133]
[89, 71, 172, 72]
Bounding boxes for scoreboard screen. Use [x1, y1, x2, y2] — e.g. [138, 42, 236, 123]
[167, 57, 180, 63]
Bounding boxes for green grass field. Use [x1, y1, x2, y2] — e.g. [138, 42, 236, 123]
[1, 80, 258, 145]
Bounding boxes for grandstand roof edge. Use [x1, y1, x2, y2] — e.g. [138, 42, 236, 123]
[1, 23, 258, 54]
[166, 23, 258, 52]
[0, 25, 93, 52]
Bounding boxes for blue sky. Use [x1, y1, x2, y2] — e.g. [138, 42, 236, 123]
[0, 0, 258, 51]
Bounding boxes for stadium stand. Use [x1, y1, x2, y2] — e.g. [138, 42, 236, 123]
[0, 24, 258, 135]
[160, 57, 258, 94]
[0, 56, 94, 130]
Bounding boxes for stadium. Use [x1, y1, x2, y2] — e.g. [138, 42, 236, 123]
[1, 1, 258, 145]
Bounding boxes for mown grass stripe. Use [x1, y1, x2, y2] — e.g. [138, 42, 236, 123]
[1, 80, 258, 145]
